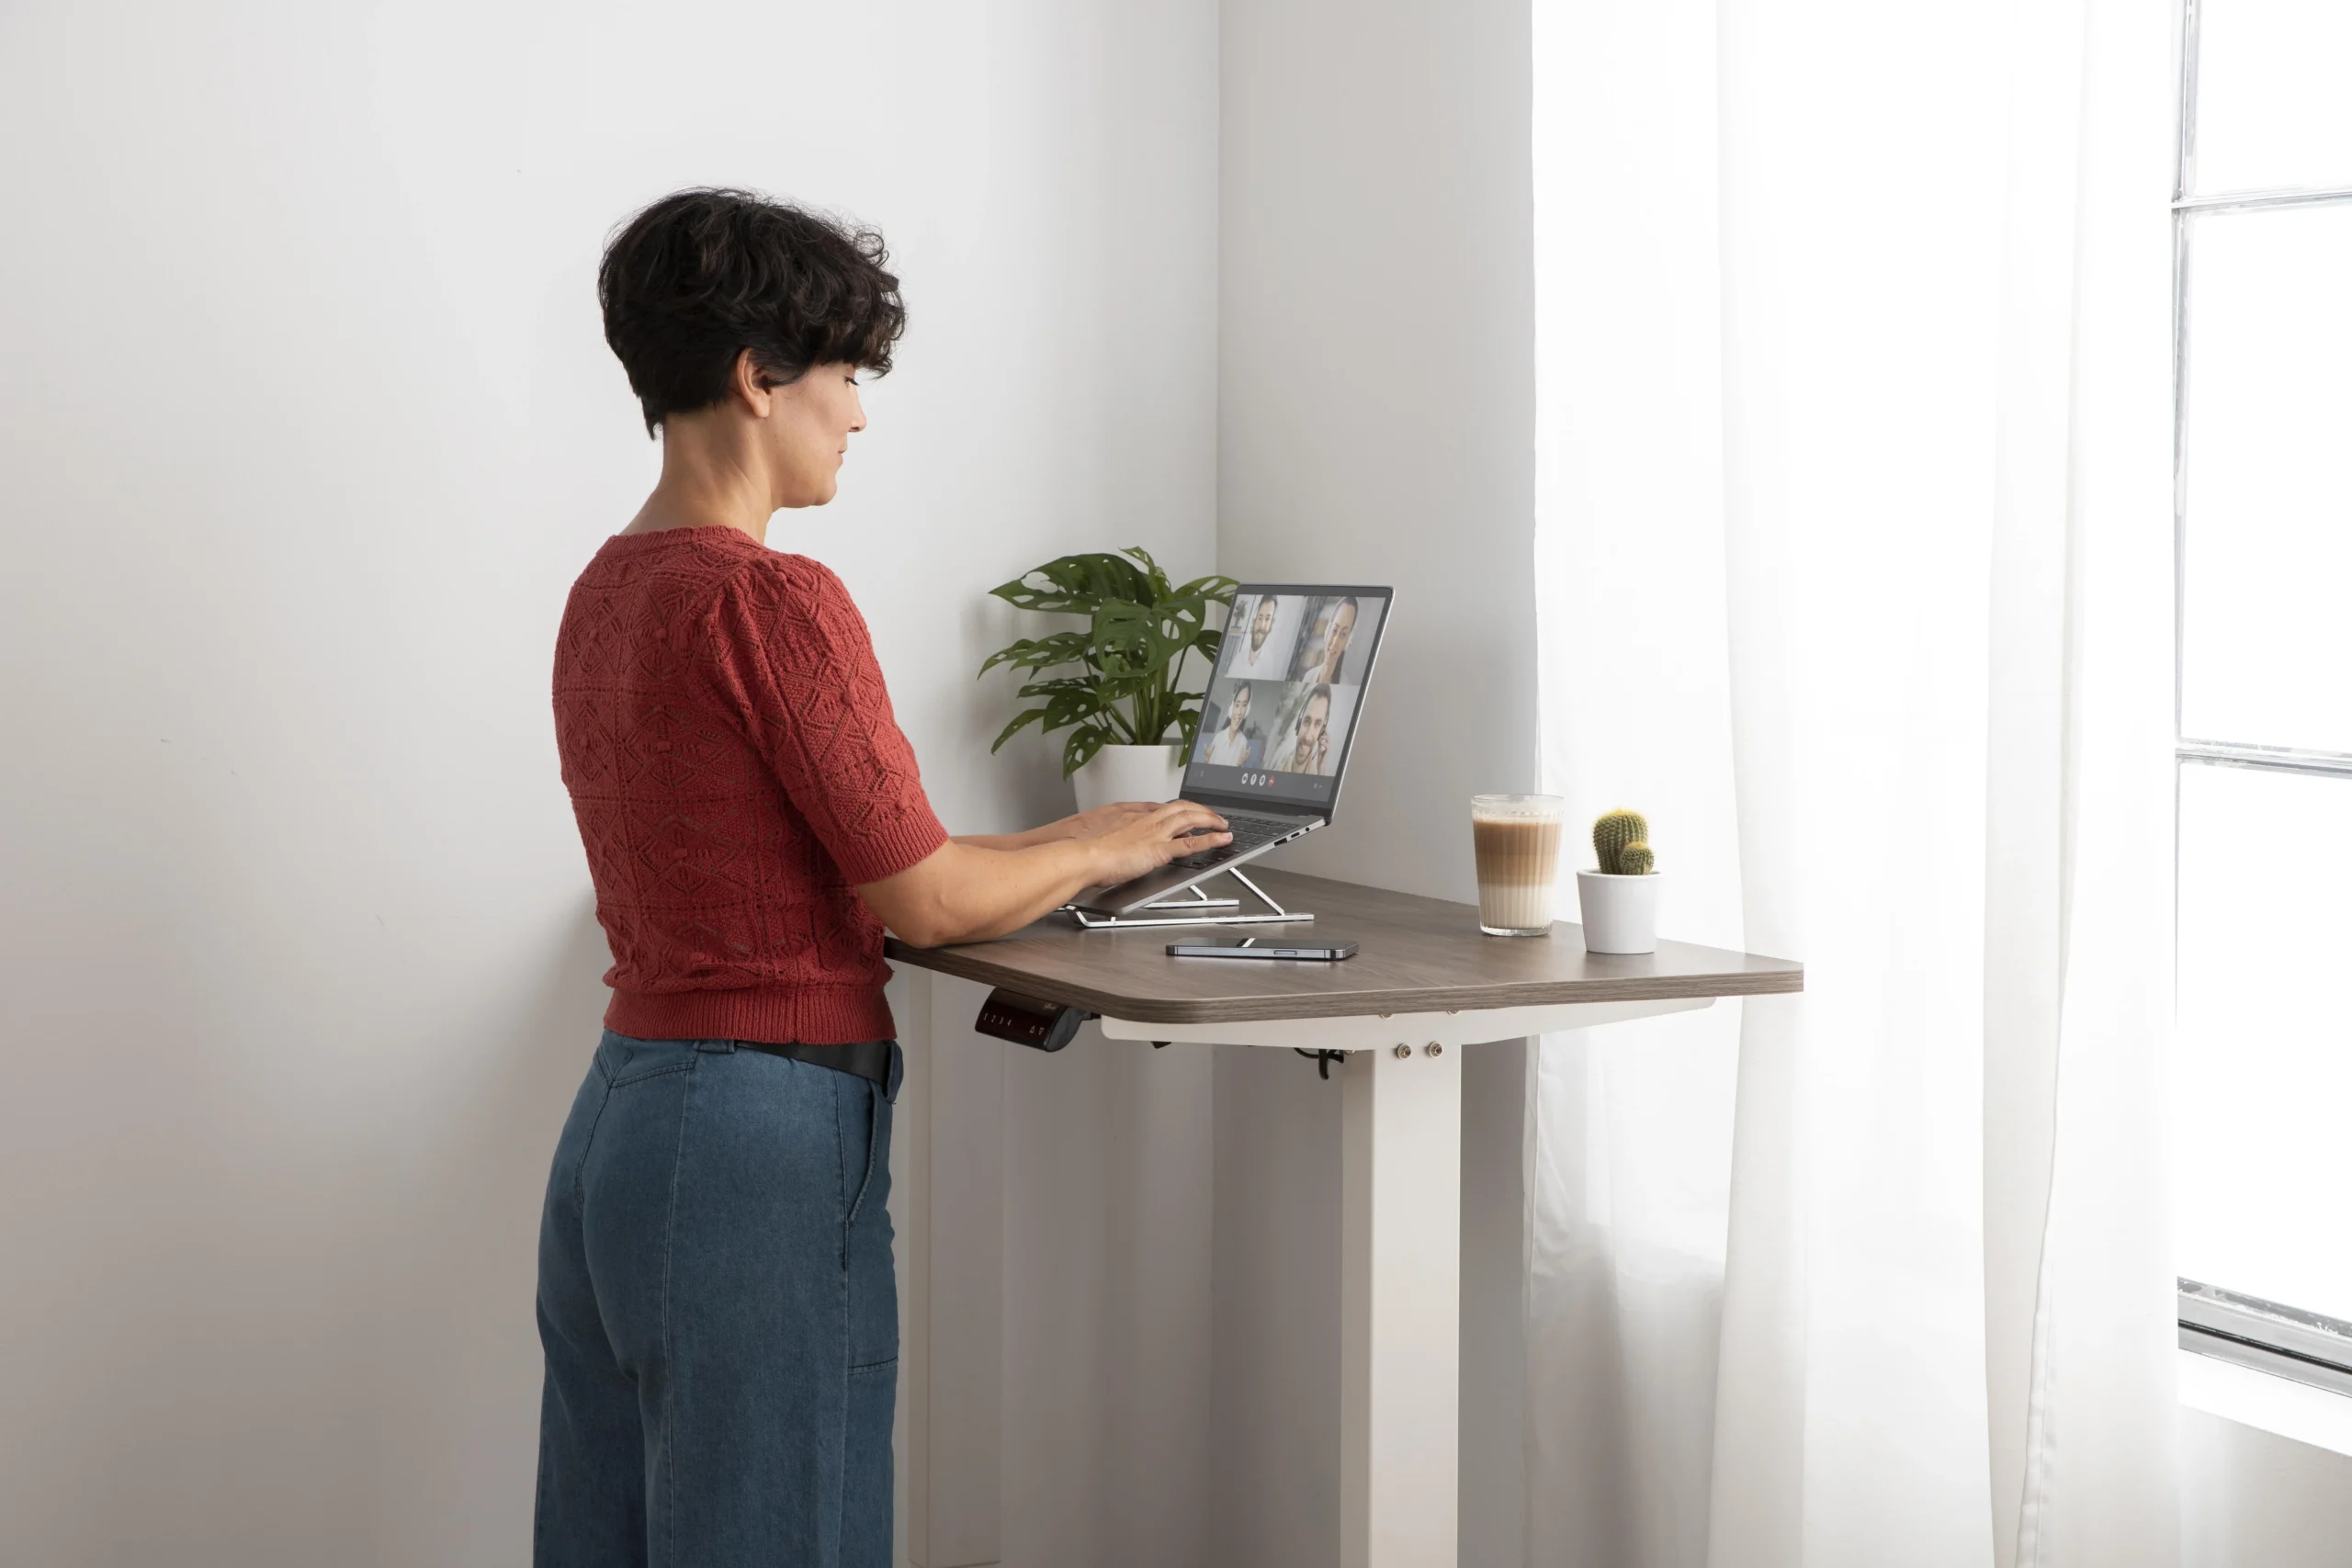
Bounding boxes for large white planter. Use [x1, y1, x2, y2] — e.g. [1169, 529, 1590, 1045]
[1576, 870, 1662, 954]
[1072, 743, 1186, 813]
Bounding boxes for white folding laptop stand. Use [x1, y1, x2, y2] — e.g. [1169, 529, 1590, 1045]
[1063, 864, 1311, 931]
[888, 868, 1802, 1568]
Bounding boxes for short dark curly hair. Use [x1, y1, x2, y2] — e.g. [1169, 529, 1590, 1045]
[598, 188, 907, 435]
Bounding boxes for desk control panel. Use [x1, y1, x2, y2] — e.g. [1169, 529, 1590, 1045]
[973, 988, 1095, 1053]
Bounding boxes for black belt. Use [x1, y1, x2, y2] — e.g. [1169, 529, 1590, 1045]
[735, 1038, 895, 1089]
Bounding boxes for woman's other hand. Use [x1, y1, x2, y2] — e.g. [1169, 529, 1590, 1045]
[1058, 800, 1164, 840]
[950, 800, 1165, 853]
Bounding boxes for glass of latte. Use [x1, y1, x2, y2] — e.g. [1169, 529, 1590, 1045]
[1470, 794, 1566, 936]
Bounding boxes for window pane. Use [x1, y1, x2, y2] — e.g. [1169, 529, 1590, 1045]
[2177, 762, 2352, 1322]
[2178, 205, 2352, 754]
[2193, 0, 2352, 194]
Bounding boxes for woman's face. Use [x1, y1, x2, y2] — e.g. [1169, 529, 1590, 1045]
[1228, 685, 1251, 728]
[763, 360, 867, 508]
[1324, 604, 1356, 663]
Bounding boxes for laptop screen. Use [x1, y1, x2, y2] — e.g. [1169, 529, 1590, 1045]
[1182, 584, 1393, 818]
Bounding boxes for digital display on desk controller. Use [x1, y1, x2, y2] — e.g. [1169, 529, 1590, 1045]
[973, 988, 1093, 1053]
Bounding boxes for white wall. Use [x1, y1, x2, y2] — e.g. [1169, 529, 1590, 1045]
[1213, 0, 1538, 1562]
[0, 3, 1216, 1563]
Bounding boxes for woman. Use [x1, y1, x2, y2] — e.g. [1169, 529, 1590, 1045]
[537, 189, 1228, 1568]
[1294, 595, 1358, 684]
[1199, 680, 1259, 767]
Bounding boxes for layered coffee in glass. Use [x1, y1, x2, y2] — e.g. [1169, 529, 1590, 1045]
[1470, 794, 1565, 936]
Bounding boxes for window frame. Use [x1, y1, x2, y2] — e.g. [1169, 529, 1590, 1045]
[2172, 0, 2352, 1394]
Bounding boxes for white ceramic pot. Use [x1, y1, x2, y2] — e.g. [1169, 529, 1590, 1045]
[1576, 870, 1661, 954]
[1072, 743, 1186, 814]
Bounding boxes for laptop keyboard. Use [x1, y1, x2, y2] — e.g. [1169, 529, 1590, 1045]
[1170, 814, 1298, 872]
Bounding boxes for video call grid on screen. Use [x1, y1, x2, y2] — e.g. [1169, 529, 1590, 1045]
[1185, 586, 1392, 813]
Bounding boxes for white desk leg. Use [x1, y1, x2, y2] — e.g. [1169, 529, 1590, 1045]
[1341, 1040, 1462, 1568]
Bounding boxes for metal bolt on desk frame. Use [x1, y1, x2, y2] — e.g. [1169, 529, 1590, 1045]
[1393, 1043, 1410, 1058]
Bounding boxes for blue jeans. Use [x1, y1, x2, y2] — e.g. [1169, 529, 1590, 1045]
[534, 1032, 899, 1568]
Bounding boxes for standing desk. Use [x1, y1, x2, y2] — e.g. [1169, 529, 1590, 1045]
[886, 867, 1802, 1568]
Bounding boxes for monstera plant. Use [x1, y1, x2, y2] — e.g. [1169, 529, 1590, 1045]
[979, 547, 1238, 778]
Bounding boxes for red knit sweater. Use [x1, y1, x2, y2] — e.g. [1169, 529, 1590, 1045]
[552, 527, 948, 1044]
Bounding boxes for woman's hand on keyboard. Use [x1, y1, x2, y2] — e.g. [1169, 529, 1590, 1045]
[1087, 801, 1231, 886]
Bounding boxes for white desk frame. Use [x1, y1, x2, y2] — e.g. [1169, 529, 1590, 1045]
[896, 966, 1712, 1568]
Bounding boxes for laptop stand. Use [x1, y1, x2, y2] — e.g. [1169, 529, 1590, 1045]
[1064, 866, 1314, 931]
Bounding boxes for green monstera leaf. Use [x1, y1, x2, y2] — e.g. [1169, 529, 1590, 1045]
[980, 547, 1238, 777]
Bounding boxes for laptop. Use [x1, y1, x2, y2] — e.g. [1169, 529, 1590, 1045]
[1072, 583, 1394, 916]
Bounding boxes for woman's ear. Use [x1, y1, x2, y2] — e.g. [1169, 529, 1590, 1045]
[730, 348, 775, 417]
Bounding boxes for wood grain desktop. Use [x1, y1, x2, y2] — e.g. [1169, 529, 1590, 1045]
[884, 868, 1803, 1024]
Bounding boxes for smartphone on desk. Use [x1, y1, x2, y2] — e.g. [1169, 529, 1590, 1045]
[1166, 937, 1358, 961]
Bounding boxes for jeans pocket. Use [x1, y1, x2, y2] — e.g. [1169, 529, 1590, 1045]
[844, 1076, 889, 1227]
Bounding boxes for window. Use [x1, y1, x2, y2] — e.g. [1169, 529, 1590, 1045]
[2173, 0, 2352, 1391]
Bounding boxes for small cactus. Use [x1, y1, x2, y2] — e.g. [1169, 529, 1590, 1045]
[1616, 840, 1655, 875]
[1593, 808, 1649, 874]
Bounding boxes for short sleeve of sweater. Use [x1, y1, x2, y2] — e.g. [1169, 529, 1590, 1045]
[702, 555, 950, 885]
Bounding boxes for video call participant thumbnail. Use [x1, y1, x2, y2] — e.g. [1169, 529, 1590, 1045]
[1198, 680, 1261, 767]
[1288, 596, 1360, 685]
[1225, 593, 1295, 680]
[1270, 682, 1336, 775]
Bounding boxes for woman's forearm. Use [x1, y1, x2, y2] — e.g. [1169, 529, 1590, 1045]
[858, 838, 1103, 947]
[863, 801, 1228, 948]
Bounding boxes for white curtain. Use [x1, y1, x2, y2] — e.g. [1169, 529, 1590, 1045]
[1526, 1, 2178, 1565]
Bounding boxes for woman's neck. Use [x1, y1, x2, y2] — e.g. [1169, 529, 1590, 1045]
[624, 422, 775, 542]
